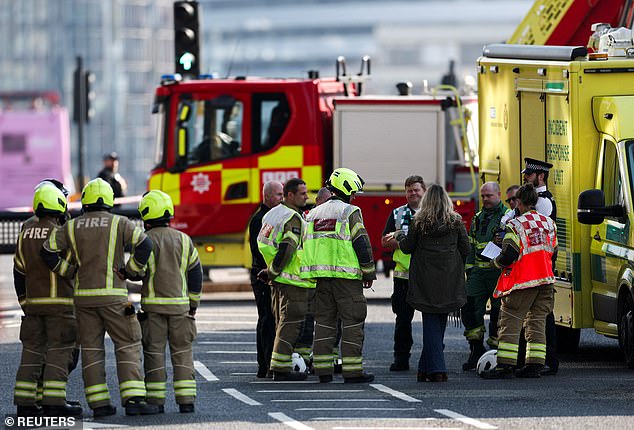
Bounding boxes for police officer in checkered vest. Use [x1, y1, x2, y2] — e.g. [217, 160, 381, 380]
[481, 183, 558, 379]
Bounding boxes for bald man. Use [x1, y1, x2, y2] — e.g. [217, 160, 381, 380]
[248, 181, 283, 378]
[461, 182, 513, 371]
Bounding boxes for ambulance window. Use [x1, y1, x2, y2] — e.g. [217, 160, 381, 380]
[252, 93, 290, 153]
[179, 95, 244, 166]
[602, 140, 622, 208]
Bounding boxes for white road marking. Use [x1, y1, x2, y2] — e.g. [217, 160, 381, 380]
[82, 421, 129, 428]
[232, 372, 257, 375]
[370, 383, 421, 403]
[251, 380, 317, 384]
[332, 427, 459, 430]
[196, 320, 256, 325]
[269, 412, 314, 430]
[206, 350, 257, 354]
[222, 388, 262, 406]
[435, 409, 497, 429]
[204, 330, 255, 334]
[194, 360, 218, 381]
[199, 341, 255, 344]
[221, 361, 257, 364]
[258, 389, 363, 393]
[312, 418, 437, 421]
[296, 407, 416, 411]
[272, 399, 388, 402]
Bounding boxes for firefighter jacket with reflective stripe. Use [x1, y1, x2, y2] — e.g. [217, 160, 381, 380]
[13, 216, 74, 314]
[141, 226, 203, 314]
[301, 199, 375, 280]
[257, 203, 315, 288]
[390, 204, 414, 279]
[466, 202, 512, 270]
[493, 210, 557, 298]
[44, 210, 149, 307]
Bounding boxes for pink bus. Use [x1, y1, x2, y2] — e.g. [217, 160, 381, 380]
[0, 92, 74, 210]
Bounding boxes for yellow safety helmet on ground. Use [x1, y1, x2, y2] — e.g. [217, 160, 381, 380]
[81, 178, 114, 209]
[33, 183, 67, 216]
[138, 190, 174, 222]
[326, 167, 365, 196]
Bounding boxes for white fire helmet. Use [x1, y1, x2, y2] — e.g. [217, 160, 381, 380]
[476, 349, 498, 375]
[291, 353, 307, 373]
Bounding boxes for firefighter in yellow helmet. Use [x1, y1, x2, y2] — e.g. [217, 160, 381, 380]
[13, 183, 81, 417]
[137, 190, 202, 413]
[301, 168, 376, 383]
[42, 178, 159, 417]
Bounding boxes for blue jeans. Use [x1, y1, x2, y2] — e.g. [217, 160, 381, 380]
[417, 313, 448, 374]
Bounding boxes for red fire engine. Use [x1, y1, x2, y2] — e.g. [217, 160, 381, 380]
[147, 59, 477, 270]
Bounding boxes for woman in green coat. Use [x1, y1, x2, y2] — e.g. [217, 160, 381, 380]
[392, 184, 469, 382]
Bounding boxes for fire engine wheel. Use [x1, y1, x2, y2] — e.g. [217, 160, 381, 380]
[619, 308, 634, 369]
[555, 326, 580, 354]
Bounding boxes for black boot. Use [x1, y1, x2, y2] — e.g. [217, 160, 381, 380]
[344, 372, 374, 383]
[272, 371, 307, 381]
[389, 356, 410, 371]
[462, 340, 486, 371]
[179, 403, 194, 413]
[43, 403, 83, 417]
[93, 404, 116, 418]
[515, 363, 542, 378]
[125, 397, 161, 416]
[481, 364, 514, 379]
[17, 405, 43, 417]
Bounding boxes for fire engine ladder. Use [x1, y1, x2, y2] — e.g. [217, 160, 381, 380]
[432, 85, 477, 199]
[336, 55, 371, 96]
[508, 0, 634, 46]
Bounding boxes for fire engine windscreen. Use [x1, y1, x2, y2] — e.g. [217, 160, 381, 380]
[177, 93, 290, 167]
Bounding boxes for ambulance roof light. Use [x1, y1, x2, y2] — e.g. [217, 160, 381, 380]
[160, 74, 182, 85]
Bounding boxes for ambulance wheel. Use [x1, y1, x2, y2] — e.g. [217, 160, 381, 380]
[619, 308, 634, 369]
[555, 326, 580, 354]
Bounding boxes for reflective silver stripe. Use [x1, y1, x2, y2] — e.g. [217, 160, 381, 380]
[189, 247, 199, 266]
[304, 232, 352, 241]
[21, 297, 74, 305]
[180, 232, 189, 298]
[147, 253, 156, 298]
[74, 288, 128, 297]
[278, 272, 308, 283]
[131, 226, 142, 246]
[300, 265, 362, 276]
[394, 271, 408, 279]
[142, 297, 189, 305]
[50, 270, 57, 298]
[106, 217, 120, 290]
[67, 220, 80, 267]
[15, 232, 25, 271]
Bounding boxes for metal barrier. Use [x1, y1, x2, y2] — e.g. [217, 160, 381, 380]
[0, 207, 143, 255]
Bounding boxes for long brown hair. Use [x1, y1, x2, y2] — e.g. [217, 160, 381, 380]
[414, 184, 462, 234]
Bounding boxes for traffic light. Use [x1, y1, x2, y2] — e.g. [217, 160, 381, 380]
[73, 66, 96, 124]
[85, 71, 96, 123]
[174, 1, 200, 77]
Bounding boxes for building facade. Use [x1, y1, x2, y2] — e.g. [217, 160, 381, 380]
[0, 0, 531, 194]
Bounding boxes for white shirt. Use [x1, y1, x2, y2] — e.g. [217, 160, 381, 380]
[534, 185, 553, 217]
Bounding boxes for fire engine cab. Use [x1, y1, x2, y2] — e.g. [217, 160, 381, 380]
[148, 62, 477, 270]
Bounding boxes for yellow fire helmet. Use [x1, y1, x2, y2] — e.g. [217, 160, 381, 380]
[326, 167, 365, 196]
[33, 183, 67, 215]
[81, 178, 114, 209]
[138, 190, 174, 222]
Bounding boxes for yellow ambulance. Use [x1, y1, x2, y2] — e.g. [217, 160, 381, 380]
[478, 43, 634, 366]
